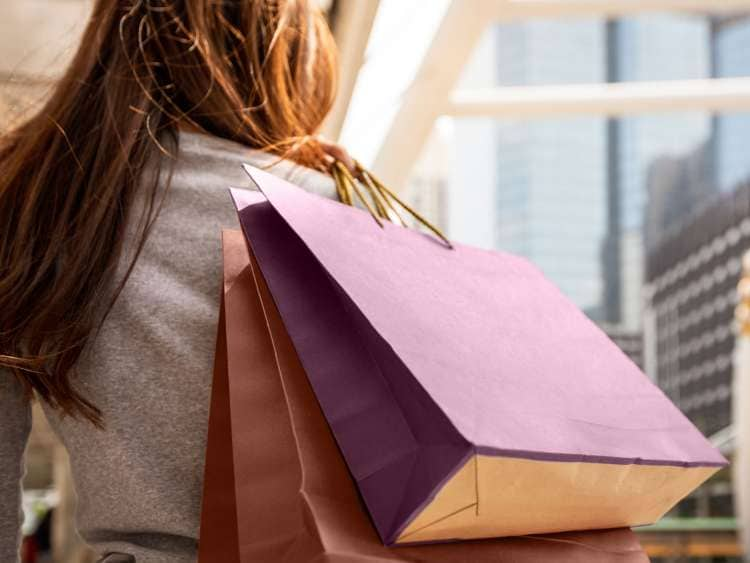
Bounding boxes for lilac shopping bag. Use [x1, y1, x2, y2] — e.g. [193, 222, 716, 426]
[230, 165, 726, 546]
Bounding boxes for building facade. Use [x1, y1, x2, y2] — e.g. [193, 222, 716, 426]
[450, 15, 716, 323]
[604, 15, 712, 330]
[643, 186, 750, 519]
[644, 187, 750, 438]
[713, 17, 750, 194]
[493, 19, 607, 317]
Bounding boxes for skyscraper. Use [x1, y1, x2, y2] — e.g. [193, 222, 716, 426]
[605, 15, 711, 329]
[450, 16, 714, 321]
[493, 19, 607, 316]
[713, 17, 750, 193]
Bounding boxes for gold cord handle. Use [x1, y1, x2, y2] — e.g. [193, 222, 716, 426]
[330, 159, 453, 249]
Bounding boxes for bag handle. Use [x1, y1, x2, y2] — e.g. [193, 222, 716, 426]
[330, 159, 453, 249]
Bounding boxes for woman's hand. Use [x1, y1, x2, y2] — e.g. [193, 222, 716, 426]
[318, 139, 356, 174]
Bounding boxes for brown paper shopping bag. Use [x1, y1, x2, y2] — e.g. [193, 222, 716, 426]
[197, 229, 649, 562]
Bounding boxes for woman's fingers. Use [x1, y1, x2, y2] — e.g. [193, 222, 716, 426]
[318, 139, 356, 174]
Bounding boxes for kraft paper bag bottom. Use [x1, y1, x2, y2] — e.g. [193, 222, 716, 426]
[398, 454, 712, 543]
[198, 230, 649, 562]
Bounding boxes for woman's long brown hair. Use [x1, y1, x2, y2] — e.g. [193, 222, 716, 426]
[0, 0, 337, 426]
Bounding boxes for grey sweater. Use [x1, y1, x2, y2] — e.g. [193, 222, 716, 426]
[0, 131, 336, 562]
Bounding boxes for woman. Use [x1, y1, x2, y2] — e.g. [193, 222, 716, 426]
[0, 1, 346, 561]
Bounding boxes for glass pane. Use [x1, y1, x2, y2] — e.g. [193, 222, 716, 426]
[458, 13, 750, 88]
[615, 14, 710, 82]
[494, 18, 607, 86]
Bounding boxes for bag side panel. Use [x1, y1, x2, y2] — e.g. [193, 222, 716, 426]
[197, 300, 240, 563]
[222, 230, 324, 560]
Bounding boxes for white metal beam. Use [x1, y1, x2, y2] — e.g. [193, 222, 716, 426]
[490, 0, 750, 19]
[367, 0, 750, 189]
[371, 0, 488, 189]
[323, 0, 380, 141]
[448, 77, 750, 118]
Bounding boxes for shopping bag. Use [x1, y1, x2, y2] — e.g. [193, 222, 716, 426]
[197, 228, 649, 562]
[226, 165, 726, 546]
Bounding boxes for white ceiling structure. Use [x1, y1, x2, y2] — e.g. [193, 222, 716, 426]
[335, 0, 750, 190]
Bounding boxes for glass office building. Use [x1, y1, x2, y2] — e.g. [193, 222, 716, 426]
[449, 13, 750, 339]
[610, 16, 712, 329]
[714, 17, 750, 193]
[451, 16, 714, 322]
[492, 19, 607, 317]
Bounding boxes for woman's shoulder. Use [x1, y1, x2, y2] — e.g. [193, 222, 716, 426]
[173, 130, 336, 199]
